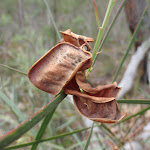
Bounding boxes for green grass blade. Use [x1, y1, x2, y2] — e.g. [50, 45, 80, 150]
[83, 122, 94, 150]
[138, 88, 150, 99]
[4, 126, 92, 149]
[0, 64, 27, 75]
[112, 6, 148, 82]
[113, 104, 150, 126]
[117, 99, 150, 104]
[101, 124, 123, 146]
[67, 126, 83, 149]
[31, 107, 56, 150]
[44, 0, 61, 40]
[92, 0, 127, 67]
[0, 91, 67, 149]
[68, 141, 86, 150]
[88, 0, 116, 74]
[0, 92, 36, 137]
[0, 92, 26, 122]
[56, 116, 76, 131]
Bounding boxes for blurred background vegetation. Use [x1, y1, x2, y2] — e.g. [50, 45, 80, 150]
[0, 0, 150, 149]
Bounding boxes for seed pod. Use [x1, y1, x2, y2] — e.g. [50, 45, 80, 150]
[60, 29, 94, 51]
[64, 72, 125, 123]
[28, 42, 92, 95]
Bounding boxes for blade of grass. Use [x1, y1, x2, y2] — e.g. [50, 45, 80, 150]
[113, 104, 150, 126]
[95, 132, 105, 150]
[56, 116, 76, 131]
[68, 141, 86, 150]
[88, 0, 116, 74]
[3, 126, 94, 149]
[44, 0, 61, 40]
[67, 126, 83, 149]
[117, 99, 150, 104]
[138, 88, 150, 99]
[92, 0, 127, 67]
[83, 122, 94, 150]
[31, 107, 56, 150]
[0, 91, 67, 149]
[112, 6, 148, 82]
[0, 64, 27, 75]
[0, 92, 26, 123]
[85, 0, 117, 148]
[0, 92, 36, 137]
[101, 123, 124, 147]
[94, 0, 100, 27]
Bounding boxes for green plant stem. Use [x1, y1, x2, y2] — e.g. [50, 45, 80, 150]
[92, 0, 127, 67]
[0, 92, 67, 149]
[113, 104, 150, 126]
[84, 1, 117, 149]
[112, 6, 148, 82]
[31, 107, 56, 150]
[3, 126, 98, 150]
[44, 0, 61, 40]
[88, 0, 116, 73]
[0, 64, 27, 75]
[117, 100, 150, 104]
[101, 124, 124, 146]
[83, 122, 94, 150]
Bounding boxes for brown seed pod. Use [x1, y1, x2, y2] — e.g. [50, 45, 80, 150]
[64, 72, 125, 123]
[73, 95, 124, 123]
[60, 29, 94, 51]
[28, 42, 92, 95]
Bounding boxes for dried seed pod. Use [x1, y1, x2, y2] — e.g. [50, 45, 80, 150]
[64, 72, 124, 123]
[76, 72, 120, 97]
[60, 29, 94, 51]
[28, 42, 92, 95]
[73, 95, 124, 123]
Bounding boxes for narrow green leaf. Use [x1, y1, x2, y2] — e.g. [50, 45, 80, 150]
[138, 88, 150, 99]
[44, 0, 61, 40]
[0, 92, 36, 137]
[31, 107, 56, 150]
[0, 64, 27, 75]
[92, 0, 127, 67]
[101, 124, 123, 146]
[4, 126, 92, 149]
[56, 116, 76, 131]
[88, 0, 116, 74]
[0, 91, 67, 149]
[113, 105, 150, 126]
[83, 122, 94, 150]
[112, 6, 148, 82]
[0, 92, 26, 122]
[117, 99, 150, 104]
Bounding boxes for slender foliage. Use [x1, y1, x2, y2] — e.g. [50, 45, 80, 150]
[31, 108, 56, 150]
[44, 0, 61, 40]
[0, 92, 67, 149]
[0, 64, 26, 75]
[3, 126, 94, 149]
[83, 122, 94, 150]
[92, 0, 127, 67]
[112, 6, 148, 82]
[88, 0, 116, 73]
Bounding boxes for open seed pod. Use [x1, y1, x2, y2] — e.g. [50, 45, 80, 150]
[28, 42, 92, 95]
[64, 72, 124, 123]
[60, 29, 94, 51]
